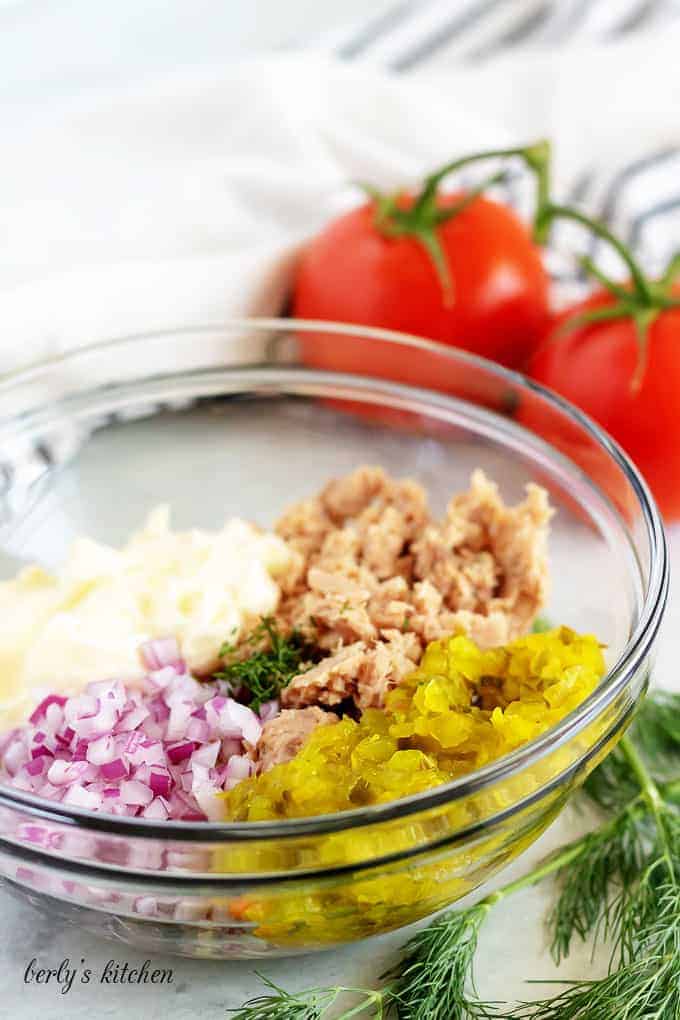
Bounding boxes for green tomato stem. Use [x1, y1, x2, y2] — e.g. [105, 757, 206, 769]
[578, 255, 631, 301]
[660, 251, 680, 288]
[413, 140, 551, 226]
[374, 168, 508, 306]
[537, 203, 654, 306]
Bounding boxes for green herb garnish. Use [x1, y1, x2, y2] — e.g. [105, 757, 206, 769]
[233, 690, 680, 1018]
[229, 974, 388, 1019]
[531, 615, 552, 634]
[215, 617, 310, 712]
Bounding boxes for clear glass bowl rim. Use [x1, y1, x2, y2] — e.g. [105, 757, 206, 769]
[0, 318, 669, 842]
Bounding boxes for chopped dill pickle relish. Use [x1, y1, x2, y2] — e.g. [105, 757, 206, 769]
[223, 627, 605, 822]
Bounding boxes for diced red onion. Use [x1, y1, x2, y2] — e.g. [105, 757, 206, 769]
[85, 734, 116, 766]
[31, 745, 54, 760]
[225, 754, 255, 785]
[193, 783, 226, 821]
[147, 666, 178, 691]
[166, 740, 196, 765]
[120, 780, 154, 807]
[259, 699, 280, 723]
[140, 637, 184, 673]
[126, 739, 165, 767]
[185, 717, 210, 743]
[63, 784, 103, 810]
[141, 797, 169, 821]
[11, 768, 35, 792]
[45, 703, 65, 731]
[72, 738, 89, 761]
[191, 740, 220, 769]
[149, 768, 171, 798]
[132, 763, 151, 784]
[47, 760, 93, 786]
[115, 704, 150, 733]
[100, 758, 128, 781]
[64, 694, 98, 724]
[206, 696, 262, 745]
[29, 695, 67, 725]
[225, 700, 262, 746]
[166, 701, 194, 741]
[68, 696, 120, 740]
[147, 694, 170, 723]
[0, 637, 263, 821]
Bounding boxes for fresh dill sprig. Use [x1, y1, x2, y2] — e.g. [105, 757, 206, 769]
[229, 974, 391, 1019]
[547, 798, 647, 963]
[582, 743, 641, 812]
[215, 617, 311, 711]
[386, 902, 497, 1019]
[631, 689, 680, 775]
[232, 690, 680, 1020]
[512, 733, 680, 1019]
[513, 813, 680, 1019]
[583, 690, 680, 811]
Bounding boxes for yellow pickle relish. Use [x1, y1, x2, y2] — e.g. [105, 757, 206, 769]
[224, 627, 605, 822]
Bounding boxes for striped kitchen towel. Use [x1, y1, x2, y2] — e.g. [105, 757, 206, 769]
[315, 0, 680, 278]
[319, 0, 680, 69]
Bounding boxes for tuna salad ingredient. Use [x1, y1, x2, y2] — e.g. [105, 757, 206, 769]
[224, 627, 604, 821]
[0, 638, 270, 821]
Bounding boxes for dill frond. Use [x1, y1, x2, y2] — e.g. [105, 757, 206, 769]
[387, 902, 499, 1020]
[215, 617, 312, 711]
[228, 974, 390, 1019]
[548, 801, 647, 963]
[517, 751, 680, 1018]
[583, 690, 680, 811]
[582, 744, 640, 813]
[513, 881, 680, 1019]
[511, 950, 680, 1020]
[632, 690, 680, 777]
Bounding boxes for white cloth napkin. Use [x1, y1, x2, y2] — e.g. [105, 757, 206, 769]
[2, 30, 680, 372]
[0, 57, 503, 371]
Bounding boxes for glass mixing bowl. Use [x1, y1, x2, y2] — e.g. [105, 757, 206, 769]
[0, 320, 668, 959]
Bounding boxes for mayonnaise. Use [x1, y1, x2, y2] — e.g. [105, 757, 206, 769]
[0, 507, 293, 722]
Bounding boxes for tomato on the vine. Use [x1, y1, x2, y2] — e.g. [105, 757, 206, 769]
[528, 288, 680, 520]
[293, 145, 551, 372]
[294, 194, 549, 369]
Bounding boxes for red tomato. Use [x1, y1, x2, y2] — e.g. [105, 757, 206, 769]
[528, 290, 680, 520]
[293, 192, 549, 369]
